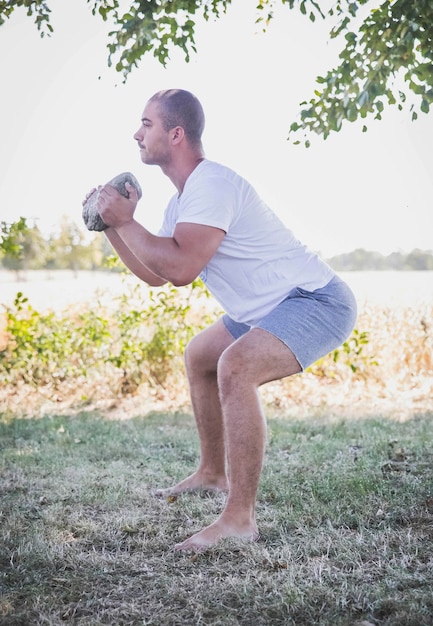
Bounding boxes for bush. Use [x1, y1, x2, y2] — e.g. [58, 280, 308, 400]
[3, 280, 430, 417]
[0, 280, 216, 395]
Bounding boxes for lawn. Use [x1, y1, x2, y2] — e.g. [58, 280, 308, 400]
[1, 410, 432, 626]
[1, 284, 433, 624]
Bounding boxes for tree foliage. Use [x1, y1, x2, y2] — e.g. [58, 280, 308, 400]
[0, 217, 107, 273]
[0, 217, 29, 259]
[287, 0, 433, 144]
[1, 0, 432, 143]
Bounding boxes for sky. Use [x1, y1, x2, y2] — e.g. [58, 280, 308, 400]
[0, 0, 432, 257]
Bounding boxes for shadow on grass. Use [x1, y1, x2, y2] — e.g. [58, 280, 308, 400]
[1, 410, 433, 625]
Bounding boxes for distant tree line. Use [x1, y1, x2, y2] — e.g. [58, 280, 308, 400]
[0, 217, 113, 275]
[1, 217, 432, 274]
[327, 248, 433, 271]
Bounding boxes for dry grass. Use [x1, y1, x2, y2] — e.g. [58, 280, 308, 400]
[263, 302, 433, 421]
[1, 276, 432, 624]
[1, 294, 433, 625]
[1, 411, 433, 625]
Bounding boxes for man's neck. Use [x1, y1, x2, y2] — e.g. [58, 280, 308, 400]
[162, 154, 206, 195]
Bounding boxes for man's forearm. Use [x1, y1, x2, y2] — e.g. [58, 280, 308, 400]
[104, 227, 166, 287]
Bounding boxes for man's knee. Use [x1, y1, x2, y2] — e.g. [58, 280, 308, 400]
[185, 321, 235, 376]
[217, 344, 247, 397]
[184, 330, 222, 376]
[184, 333, 207, 372]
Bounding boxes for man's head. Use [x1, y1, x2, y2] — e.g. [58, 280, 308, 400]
[134, 89, 205, 168]
[148, 89, 205, 147]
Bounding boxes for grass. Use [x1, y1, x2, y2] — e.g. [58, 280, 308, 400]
[1, 287, 432, 624]
[1, 410, 433, 625]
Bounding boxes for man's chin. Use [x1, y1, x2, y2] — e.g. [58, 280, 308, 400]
[141, 153, 155, 165]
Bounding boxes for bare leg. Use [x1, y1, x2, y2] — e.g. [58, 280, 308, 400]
[155, 319, 234, 496]
[175, 328, 302, 551]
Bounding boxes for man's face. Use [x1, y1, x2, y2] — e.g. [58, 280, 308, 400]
[133, 100, 171, 166]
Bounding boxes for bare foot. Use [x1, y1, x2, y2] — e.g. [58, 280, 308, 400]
[174, 517, 259, 552]
[154, 470, 229, 498]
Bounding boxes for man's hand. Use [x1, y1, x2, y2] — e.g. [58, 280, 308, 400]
[81, 172, 142, 232]
[97, 182, 139, 229]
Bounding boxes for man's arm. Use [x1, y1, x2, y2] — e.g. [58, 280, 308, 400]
[98, 183, 225, 287]
[104, 228, 167, 287]
[113, 220, 225, 287]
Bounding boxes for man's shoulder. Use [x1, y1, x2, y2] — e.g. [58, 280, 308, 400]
[192, 160, 247, 191]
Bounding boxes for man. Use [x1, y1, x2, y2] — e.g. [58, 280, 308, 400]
[88, 89, 357, 552]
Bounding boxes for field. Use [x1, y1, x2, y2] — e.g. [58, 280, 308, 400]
[1, 271, 433, 625]
[1, 411, 433, 625]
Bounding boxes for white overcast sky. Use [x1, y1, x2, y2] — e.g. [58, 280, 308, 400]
[0, 0, 432, 256]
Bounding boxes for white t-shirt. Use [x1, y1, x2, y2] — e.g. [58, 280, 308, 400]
[158, 159, 335, 325]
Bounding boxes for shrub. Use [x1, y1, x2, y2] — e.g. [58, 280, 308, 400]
[0, 280, 217, 394]
[2, 281, 431, 415]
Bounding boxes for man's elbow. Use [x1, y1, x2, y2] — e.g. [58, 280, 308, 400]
[168, 268, 199, 287]
[170, 276, 194, 288]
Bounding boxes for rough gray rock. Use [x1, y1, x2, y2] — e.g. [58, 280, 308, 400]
[82, 172, 143, 231]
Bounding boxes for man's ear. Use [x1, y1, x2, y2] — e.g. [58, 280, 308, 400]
[171, 126, 185, 144]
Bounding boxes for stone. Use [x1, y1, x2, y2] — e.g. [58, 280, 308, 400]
[82, 171, 143, 231]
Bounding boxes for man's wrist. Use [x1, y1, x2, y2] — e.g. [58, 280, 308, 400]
[114, 218, 136, 234]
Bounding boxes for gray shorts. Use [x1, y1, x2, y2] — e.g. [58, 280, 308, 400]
[222, 276, 358, 370]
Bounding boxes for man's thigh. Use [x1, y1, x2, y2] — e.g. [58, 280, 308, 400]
[220, 327, 302, 386]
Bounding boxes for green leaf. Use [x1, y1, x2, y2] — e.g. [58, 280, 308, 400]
[420, 98, 430, 113]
